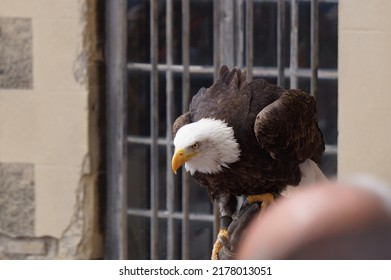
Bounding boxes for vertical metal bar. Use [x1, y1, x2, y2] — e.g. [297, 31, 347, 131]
[277, 0, 286, 87]
[290, 0, 299, 89]
[181, 0, 191, 260]
[310, 0, 319, 98]
[150, 0, 159, 260]
[221, 0, 235, 68]
[246, 0, 253, 82]
[213, 0, 221, 239]
[166, 0, 175, 260]
[214, 0, 221, 79]
[235, 0, 245, 68]
[213, 202, 219, 247]
[105, 0, 128, 260]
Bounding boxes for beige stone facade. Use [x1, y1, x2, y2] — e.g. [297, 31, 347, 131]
[0, 0, 103, 259]
[338, 0, 391, 184]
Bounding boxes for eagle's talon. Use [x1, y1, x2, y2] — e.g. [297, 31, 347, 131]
[217, 233, 228, 246]
[247, 193, 275, 211]
[211, 228, 229, 260]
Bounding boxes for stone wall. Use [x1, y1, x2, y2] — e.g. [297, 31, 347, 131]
[0, 18, 33, 89]
[339, 0, 391, 185]
[0, 0, 104, 259]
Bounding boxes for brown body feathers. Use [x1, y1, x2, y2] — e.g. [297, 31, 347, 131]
[173, 65, 325, 205]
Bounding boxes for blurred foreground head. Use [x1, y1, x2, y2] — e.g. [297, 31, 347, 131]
[237, 175, 391, 259]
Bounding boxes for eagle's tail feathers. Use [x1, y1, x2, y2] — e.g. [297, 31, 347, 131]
[238, 69, 248, 91]
[218, 65, 230, 81]
[224, 67, 238, 88]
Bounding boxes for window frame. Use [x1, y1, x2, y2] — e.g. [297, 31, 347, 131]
[105, 0, 338, 260]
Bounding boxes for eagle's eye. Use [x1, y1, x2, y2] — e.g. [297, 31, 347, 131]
[192, 142, 199, 149]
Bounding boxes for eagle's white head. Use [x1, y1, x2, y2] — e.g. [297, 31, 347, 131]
[172, 118, 241, 175]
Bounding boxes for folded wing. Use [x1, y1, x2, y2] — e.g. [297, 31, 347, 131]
[254, 90, 325, 164]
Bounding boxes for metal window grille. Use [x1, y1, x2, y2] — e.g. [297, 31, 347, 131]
[105, 0, 339, 260]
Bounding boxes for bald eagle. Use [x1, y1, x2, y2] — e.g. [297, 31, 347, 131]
[171, 65, 326, 259]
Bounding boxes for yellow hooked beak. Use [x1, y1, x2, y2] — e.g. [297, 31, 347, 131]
[171, 148, 197, 174]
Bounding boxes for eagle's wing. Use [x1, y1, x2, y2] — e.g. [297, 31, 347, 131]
[189, 66, 250, 130]
[254, 89, 325, 163]
[172, 66, 238, 137]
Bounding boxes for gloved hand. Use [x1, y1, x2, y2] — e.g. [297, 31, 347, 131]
[218, 202, 260, 260]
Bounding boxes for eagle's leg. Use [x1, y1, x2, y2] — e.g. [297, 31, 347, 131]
[247, 193, 275, 211]
[211, 193, 237, 260]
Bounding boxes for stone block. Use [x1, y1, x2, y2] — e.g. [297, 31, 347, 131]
[0, 17, 33, 89]
[0, 163, 35, 236]
[5, 239, 46, 255]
